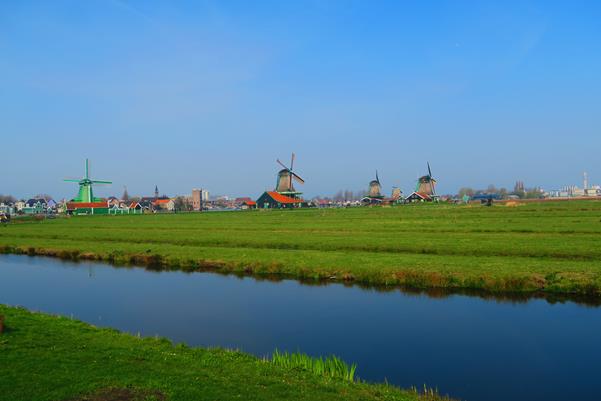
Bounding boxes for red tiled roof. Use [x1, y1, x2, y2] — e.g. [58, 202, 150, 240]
[410, 192, 432, 200]
[266, 191, 303, 204]
[153, 199, 172, 205]
[243, 200, 257, 206]
[129, 202, 141, 208]
[67, 202, 108, 209]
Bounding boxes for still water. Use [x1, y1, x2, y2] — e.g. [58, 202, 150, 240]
[1, 254, 600, 401]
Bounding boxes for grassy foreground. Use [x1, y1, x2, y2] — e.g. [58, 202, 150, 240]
[0, 305, 446, 401]
[1, 200, 601, 295]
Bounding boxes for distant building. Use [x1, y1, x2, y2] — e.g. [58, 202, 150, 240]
[0, 204, 14, 215]
[192, 189, 209, 211]
[514, 181, 525, 193]
[107, 197, 121, 207]
[108, 203, 129, 215]
[240, 200, 257, 210]
[14, 201, 26, 212]
[129, 202, 144, 214]
[22, 199, 47, 214]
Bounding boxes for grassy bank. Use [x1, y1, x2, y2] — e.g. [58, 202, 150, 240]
[0, 305, 448, 401]
[1, 200, 601, 295]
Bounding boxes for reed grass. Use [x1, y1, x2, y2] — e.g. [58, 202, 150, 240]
[269, 349, 358, 382]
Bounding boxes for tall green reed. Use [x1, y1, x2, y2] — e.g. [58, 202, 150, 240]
[268, 349, 357, 382]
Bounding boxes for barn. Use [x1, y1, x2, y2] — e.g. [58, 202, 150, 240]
[256, 191, 306, 209]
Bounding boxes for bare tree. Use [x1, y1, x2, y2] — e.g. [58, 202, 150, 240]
[0, 195, 16, 204]
[34, 194, 53, 201]
[457, 188, 475, 198]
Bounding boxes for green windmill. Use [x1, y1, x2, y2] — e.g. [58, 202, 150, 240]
[64, 159, 112, 203]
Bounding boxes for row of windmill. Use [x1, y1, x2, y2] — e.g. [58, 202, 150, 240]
[272, 153, 438, 205]
[63, 155, 438, 211]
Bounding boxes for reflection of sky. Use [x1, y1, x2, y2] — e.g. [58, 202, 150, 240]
[1, 254, 600, 401]
[2, 1, 601, 199]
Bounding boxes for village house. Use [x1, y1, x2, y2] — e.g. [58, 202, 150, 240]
[14, 200, 26, 212]
[128, 201, 144, 214]
[22, 198, 47, 214]
[0, 203, 14, 215]
[405, 192, 433, 203]
[153, 198, 175, 212]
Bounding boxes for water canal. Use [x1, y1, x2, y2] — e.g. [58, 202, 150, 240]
[1, 254, 600, 401]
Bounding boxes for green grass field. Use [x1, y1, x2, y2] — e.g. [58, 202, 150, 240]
[0, 305, 449, 401]
[1, 200, 601, 295]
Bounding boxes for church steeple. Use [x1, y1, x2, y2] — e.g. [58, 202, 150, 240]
[155, 185, 159, 200]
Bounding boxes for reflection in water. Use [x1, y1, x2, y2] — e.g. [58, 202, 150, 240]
[147, 259, 601, 307]
[1, 254, 600, 401]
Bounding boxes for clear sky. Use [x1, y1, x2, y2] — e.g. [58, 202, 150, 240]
[1, 0, 600, 199]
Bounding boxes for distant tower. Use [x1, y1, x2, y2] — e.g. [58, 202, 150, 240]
[155, 185, 159, 200]
[514, 181, 525, 193]
[584, 172, 589, 190]
[192, 189, 203, 211]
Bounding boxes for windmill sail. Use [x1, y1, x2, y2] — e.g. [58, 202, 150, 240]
[275, 153, 304, 196]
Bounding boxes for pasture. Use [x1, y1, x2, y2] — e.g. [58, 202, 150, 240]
[1, 200, 601, 295]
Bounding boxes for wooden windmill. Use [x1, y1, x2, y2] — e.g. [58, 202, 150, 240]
[416, 162, 437, 197]
[361, 171, 385, 205]
[369, 171, 383, 198]
[275, 153, 305, 199]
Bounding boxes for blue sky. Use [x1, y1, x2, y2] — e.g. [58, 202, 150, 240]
[1, 0, 600, 199]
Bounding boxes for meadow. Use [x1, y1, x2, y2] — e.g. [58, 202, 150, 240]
[0, 305, 450, 401]
[1, 200, 601, 295]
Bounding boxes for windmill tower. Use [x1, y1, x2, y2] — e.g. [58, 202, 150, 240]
[416, 162, 438, 198]
[361, 171, 385, 205]
[369, 171, 383, 198]
[275, 153, 305, 199]
[64, 159, 112, 203]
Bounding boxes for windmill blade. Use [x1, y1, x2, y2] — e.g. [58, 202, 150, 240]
[92, 180, 112, 184]
[276, 159, 290, 171]
[291, 172, 305, 184]
[427, 162, 432, 178]
[64, 179, 81, 183]
[376, 170, 380, 183]
[290, 153, 295, 171]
